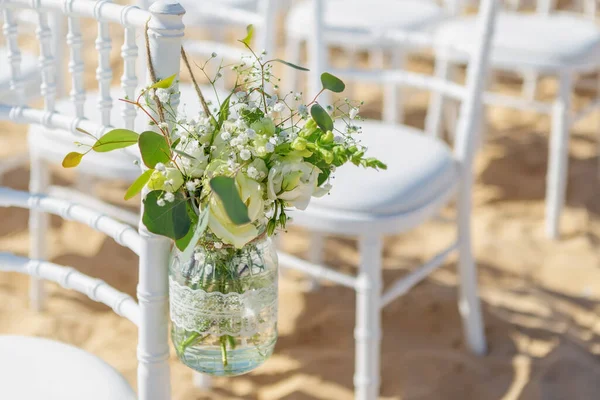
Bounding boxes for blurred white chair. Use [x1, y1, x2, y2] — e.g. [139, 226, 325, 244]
[0, 187, 171, 400]
[0, 1, 183, 399]
[284, 0, 458, 124]
[428, 0, 600, 239]
[278, 1, 498, 399]
[0, 9, 49, 181]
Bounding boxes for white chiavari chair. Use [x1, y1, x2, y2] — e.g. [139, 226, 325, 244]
[428, 0, 600, 239]
[283, 0, 462, 125]
[0, 9, 51, 181]
[0, 2, 185, 398]
[277, 0, 498, 399]
[0, 186, 170, 399]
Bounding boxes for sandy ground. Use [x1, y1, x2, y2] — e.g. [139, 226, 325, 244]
[4, 7, 600, 400]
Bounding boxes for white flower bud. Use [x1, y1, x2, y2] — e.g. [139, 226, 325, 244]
[239, 149, 252, 161]
[164, 192, 175, 202]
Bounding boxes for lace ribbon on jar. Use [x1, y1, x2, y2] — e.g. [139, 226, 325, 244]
[169, 277, 277, 337]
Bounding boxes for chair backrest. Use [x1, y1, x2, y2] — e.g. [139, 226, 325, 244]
[0, 187, 148, 393]
[1, 0, 185, 134]
[0, 1, 187, 399]
[308, 0, 498, 171]
[462, 0, 595, 17]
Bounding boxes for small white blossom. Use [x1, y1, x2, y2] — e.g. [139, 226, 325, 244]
[349, 108, 359, 119]
[213, 242, 223, 249]
[246, 128, 256, 138]
[157, 198, 166, 207]
[155, 88, 171, 103]
[155, 162, 166, 171]
[297, 104, 308, 117]
[265, 142, 275, 153]
[239, 149, 252, 161]
[185, 180, 197, 191]
[164, 192, 175, 202]
[247, 166, 259, 180]
[158, 122, 169, 130]
[273, 102, 285, 113]
[221, 131, 231, 140]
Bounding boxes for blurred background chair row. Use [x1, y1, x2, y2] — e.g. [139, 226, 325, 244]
[2, 0, 600, 399]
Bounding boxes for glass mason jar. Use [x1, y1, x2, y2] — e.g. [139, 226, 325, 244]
[168, 232, 278, 376]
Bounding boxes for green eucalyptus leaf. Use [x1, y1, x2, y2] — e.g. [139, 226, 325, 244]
[178, 206, 210, 254]
[217, 93, 233, 131]
[138, 131, 171, 168]
[310, 104, 333, 132]
[92, 129, 139, 153]
[209, 176, 250, 225]
[62, 152, 84, 168]
[271, 59, 309, 71]
[124, 169, 154, 200]
[173, 149, 196, 160]
[149, 74, 177, 90]
[239, 24, 254, 46]
[321, 72, 345, 93]
[317, 168, 331, 186]
[142, 190, 191, 240]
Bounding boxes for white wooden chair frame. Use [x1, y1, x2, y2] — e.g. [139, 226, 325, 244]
[0, 186, 172, 399]
[278, 1, 498, 399]
[0, 1, 187, 398]
[426, 0, 600, 239]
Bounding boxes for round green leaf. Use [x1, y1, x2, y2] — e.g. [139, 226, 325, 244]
[142, 190, 191, 240]
[93, 129, 139, 153]
[310, 104, 333, 132]
[139, 131, 171, 168]
[209, 176, 250, 225]
[321, 72, 345, 93]
[149, 74, 177, 90]
[62, 152, 83, 168]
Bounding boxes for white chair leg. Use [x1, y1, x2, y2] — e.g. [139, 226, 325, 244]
[456, 178, 487, 355]
[383, 49, 405, 124]
[354, 235, 382, 400]
[29, 155, 50, 311]
[304, 232, 324, 292]
[522, 70, 538, 102]
[192, 371, 212, 389]
[425, 53, 451, 138]
[545, 73, 573, 239]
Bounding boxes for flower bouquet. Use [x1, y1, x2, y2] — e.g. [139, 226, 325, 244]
[63, 26, 385, 376]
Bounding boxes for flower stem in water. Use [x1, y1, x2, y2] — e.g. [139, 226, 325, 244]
[220, 336, 228, 367]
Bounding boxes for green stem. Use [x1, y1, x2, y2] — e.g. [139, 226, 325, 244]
[220, 336, 228, 367]
[177, 332, 204, 355]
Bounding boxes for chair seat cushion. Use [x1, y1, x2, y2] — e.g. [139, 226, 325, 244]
[309, 120, 458, 217]
[286, 0, 445, 46]
[0, 335, 135, 399]
[435, 12, 600, 71]
[28, 83, 227, 181]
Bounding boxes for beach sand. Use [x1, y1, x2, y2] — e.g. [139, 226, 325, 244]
[2, 11, 600, 399]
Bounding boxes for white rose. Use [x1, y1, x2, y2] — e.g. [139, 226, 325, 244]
[267, 159, 321, 210]
[208, 172, 264, 248]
